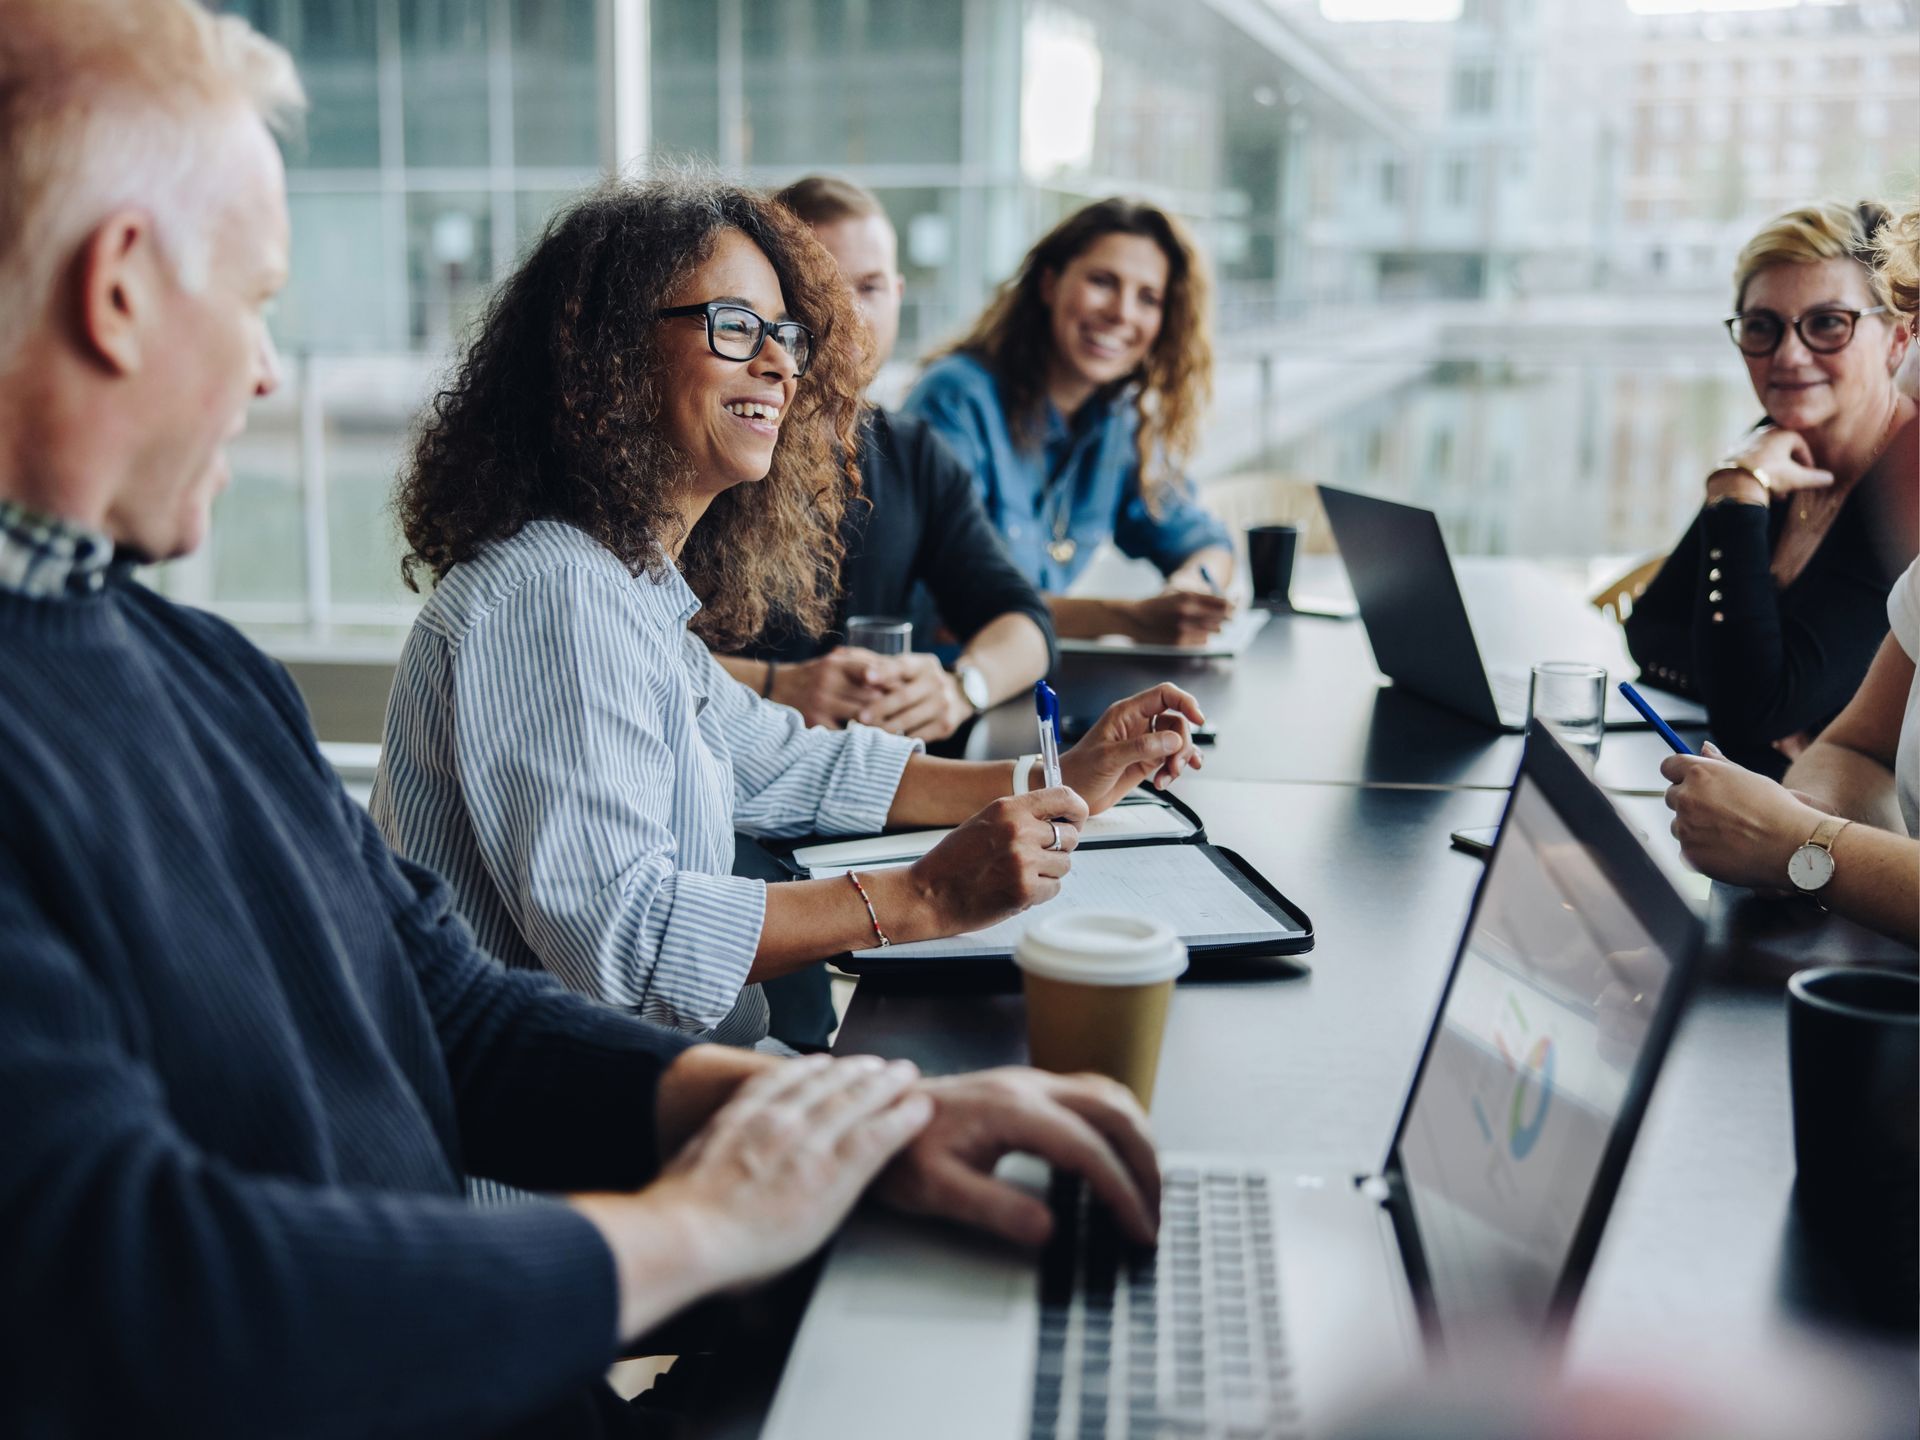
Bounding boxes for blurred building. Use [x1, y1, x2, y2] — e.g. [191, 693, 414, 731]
[1277, 0, 1637, 302]
[189, 0, 1395, 643]
[1616, 0, 1920, 292]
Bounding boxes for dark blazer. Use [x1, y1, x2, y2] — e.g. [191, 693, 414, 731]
[1625, 465, 1912, 775]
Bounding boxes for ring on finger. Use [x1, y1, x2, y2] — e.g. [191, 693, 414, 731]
[1046, 820, 1065, 852]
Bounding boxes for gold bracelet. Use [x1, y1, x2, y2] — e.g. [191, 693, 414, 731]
[845, 870, 891, 947]
[1711, 459, 1772, 495]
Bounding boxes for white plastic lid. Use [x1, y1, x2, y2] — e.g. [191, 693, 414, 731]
[1013, 912, 1188, 986]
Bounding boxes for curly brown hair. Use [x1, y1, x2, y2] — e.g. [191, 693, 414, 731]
[932, 197, 1213, 512]
[395, 173, 865, 650]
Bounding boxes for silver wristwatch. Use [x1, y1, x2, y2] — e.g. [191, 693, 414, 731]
[954, 662, 991, 714]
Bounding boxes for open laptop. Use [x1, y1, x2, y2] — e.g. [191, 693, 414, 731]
[761, 726, 1705, 1440]
[1317, 485, 1707, 732]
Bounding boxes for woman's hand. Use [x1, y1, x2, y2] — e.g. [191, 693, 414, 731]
[1660, 742, 1826, 889]
[1123, 587, 1234, 646]
[1707, 426, 1834, 505]
[1059, 683, 1206, 811]
[895, 786, 1089, 936]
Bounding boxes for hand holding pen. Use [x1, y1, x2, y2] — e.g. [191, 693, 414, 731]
[1043, 681, 1208, 814]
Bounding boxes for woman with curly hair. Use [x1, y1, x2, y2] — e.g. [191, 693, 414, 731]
[370, 176, 1207, 1046]
[904, 198, 1236, 646]
[1660, 198, 1920, 946]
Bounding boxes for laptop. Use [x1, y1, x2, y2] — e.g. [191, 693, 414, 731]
[1317, 485, 1707, 732]
[761, 726, 1705, 1440]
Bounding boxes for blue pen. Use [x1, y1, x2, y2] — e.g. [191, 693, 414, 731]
[1035, 681, 1063, 789]
[1617, 681, 1693, 755]
[1197, 563, 1223, 596]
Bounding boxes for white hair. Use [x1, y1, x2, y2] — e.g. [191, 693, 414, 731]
[0, 2, 305, 369]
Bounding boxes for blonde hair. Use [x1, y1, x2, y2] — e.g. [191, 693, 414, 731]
[1732, 199, 1893, 311]
[0, 0, 305, 366]
[1873, 202, 1920, 326]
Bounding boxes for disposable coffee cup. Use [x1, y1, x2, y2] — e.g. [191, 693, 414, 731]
[1014, 913, 1187, 1107]
[1246, 524, 1299, 605]
[1786, 967, 1919, 1243]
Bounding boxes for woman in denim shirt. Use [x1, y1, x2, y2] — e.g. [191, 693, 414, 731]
[904, 199, 1235, 646]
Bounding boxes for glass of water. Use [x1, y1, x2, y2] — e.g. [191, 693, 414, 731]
[845, 615, 912, 656]
[1528, 662, 1606, 767]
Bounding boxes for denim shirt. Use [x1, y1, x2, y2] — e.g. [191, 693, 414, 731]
[902, 351, 1230, 593]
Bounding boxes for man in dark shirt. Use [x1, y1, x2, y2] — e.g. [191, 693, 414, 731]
[0, 8, 1159, 1435]
[716, 175, 1054, 741]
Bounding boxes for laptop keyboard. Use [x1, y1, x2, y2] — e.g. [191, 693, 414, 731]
[1030, 1167, 1300, 1440]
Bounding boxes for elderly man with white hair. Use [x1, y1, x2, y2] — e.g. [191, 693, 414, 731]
[0, 4, 1160, 1435]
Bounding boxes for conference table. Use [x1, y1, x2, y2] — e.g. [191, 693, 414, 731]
[696, 582, 1918, 1436]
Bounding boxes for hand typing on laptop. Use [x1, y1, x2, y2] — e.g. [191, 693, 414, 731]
[574, 1050, 1158, 1346]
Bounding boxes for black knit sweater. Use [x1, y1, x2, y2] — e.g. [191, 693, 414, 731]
[0, 573, 692, 1437]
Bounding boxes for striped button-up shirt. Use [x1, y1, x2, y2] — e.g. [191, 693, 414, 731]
[371, 520, 919, 1041]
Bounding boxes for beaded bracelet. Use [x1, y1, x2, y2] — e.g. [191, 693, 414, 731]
[845, 870, 892, 948]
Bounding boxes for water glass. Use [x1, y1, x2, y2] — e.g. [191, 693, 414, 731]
[845, 615, 912, 656]
[1528, 662, 1606, 766]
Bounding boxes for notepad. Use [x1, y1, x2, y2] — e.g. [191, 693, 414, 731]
[846, 843, 1292, 961]
[792, 797, 1198, 873]
[1056, 607, 1269, 659]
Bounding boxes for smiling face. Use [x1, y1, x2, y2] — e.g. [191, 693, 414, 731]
[1737, 257, 1905, 438]
[1039, 231, 1170, 402]
[656, 227, 801, 499]
[106, 111, 287, 561]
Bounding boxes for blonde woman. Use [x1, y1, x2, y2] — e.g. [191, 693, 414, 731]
[1661, 201, 1920, 946]
[904, 199, 1234, 646]
[1626, 200, 1917, 775]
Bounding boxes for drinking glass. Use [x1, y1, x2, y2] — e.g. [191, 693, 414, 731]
[1528, 662, 1606, 767]
[845, 615, 912, 656]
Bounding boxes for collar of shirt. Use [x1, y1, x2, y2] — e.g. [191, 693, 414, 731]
[0, 499, 118, 600]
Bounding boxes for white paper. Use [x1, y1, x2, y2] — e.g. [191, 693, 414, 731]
[1056, 607, 1270, 659]
[846, 844, 1290, 961]
[793, 800, 1196, 872]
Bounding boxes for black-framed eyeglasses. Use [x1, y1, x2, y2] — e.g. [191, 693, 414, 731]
[1723, 305, 1889, 357]
[656, 300, 814, 377]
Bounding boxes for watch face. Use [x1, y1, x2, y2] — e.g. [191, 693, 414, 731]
[958, 666, 990, 711]
[1787, 842, 1835, 892]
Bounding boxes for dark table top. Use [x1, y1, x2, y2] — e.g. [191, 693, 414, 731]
[829, 777, 1916, 1393]
[697, 560, 1915, 1434]
[963, 602, 1704, 792]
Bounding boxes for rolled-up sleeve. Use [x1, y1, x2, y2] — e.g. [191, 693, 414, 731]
[1113, 461, 1232, 575]
[694, 638, 920, 838]
[450, 568, 764, 1033]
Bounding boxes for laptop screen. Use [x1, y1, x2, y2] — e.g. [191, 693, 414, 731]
[1394, 773, 1677, 1333]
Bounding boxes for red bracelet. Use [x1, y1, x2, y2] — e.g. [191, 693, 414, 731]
[845, 870, 892, 948]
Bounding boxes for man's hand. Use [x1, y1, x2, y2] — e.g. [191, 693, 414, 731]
[770, 648, 891, 729]
[1660, 742, 1826, 889]
[1059, 683, 1206, 811]
[1123, 587, 1234, 646]
[872, 1067, 1161, 1247]
[857, 652, 971, 741]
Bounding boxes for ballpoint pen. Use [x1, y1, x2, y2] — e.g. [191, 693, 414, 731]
[1616, 681, 1694, 755]
[1035, 680, 1063, 789]
[1197, 563, 1223, 596]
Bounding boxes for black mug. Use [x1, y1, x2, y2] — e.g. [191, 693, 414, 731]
[1246, 524, 1299, 606]
[1786, 966, 1919, 1239]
